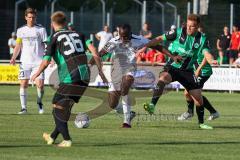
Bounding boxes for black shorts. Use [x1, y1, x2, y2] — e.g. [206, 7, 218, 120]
[228, 50, 238, 59]
[167, 66, 201, 91]
[198, 76, 210, 88]
[52, 81, 89, 105]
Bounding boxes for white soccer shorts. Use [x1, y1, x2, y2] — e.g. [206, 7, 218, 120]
[18, 63, 44, 80]
[108, 71, 134, 92]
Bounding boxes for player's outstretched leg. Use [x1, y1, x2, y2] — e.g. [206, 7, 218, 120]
[144, 80, 166, 115]
[144, 72, 171, 115]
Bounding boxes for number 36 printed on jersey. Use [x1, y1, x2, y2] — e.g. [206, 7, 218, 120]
[57, 33, 84, 55]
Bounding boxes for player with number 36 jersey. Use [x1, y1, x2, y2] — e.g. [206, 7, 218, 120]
[31, 11, 107, 147]
[43, 29, 89, 83]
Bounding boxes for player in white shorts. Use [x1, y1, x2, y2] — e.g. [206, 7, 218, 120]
[99, 24, 151, 128]
[10, 8, 47, 114]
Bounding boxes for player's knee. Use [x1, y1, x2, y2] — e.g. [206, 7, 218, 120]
[194, 99, 203, 106]
[159, 73, 171, 84]
[108, 99, 118, 109]
[184, 90, 190, 97]
[53, 104, 72, 122]
[121, 89, 129, 96]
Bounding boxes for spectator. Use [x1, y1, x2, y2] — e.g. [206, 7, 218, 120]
[233, 53, 240, 68]
[229, 25, 240, 65]
[136, 52, 146, 63]
[113, 26, 120, 38]
[154, 51, 166, 63]
[67, 22, 75, 31]
[8, 32, 16, 59]
[216, 26, 231, 65]
[95, 25, 113, 52]
[145, 49, 165, 64]
[170, 25, 176, 31]
[140, 22, 152, 39]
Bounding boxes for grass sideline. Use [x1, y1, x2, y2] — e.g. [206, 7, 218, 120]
[0, 85, 240, 160]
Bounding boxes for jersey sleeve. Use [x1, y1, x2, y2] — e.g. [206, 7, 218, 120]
[162, 29, 178, 42]
[16, 29, 22, 44]
[41, 28, 48, 43]
[140, 36, 150, 45]
[99, 38, 116, 56]
[202, 38, 211, 54]
[96, 31, 103, 38]
[43, 35, 56, 61]
[8, 39, 11, 46]
[85, 39, 92, 47]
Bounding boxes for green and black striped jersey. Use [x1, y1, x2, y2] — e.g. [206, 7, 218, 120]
[163, 27, 210, 72]
[43, 29, 90, 83]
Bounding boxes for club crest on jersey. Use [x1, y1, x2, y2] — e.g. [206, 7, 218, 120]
[194, 43, 200, 49]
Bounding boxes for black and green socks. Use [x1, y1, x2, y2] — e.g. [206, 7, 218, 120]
[196, 105, 204, 124]
[202, 96, 217, 114]
[187, 100, 194, 114]
[151, 80, 166, 106]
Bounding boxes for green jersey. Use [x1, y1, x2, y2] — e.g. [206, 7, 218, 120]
[195, 49, 213, 76]
[163, 27, 210, 71]
[43, 29, 90, 83]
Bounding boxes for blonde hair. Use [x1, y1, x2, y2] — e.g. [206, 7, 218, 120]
[51, 11, 66, 25]
[25, 8, 37, 16]
[187, 14, 200, 24]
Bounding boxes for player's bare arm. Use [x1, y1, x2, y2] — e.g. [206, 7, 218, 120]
[88, 43, 108, 83]
[10, 43, 22, 65]
[31, 60, 50, 82]
[203, 50, 215, 65]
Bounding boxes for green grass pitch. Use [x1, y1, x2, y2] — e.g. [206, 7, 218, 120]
[0, 85, 240, 160]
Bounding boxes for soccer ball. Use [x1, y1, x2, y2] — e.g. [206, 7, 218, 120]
[74, 112, 90, 128]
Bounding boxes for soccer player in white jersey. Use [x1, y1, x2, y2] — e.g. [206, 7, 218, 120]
[99, 24, 174, 128]
[10, 8, 47, 114]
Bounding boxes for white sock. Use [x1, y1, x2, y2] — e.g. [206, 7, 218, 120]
[20, 88, 27, 110]
[115, 102, 123, 114]
[37, 88, 44, 104]
[122, 95, 131, 125]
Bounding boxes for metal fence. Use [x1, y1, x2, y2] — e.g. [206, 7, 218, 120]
[1, 0, 240, 60]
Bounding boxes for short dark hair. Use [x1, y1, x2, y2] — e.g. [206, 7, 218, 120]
[187, 14, 200, 24]
[119, 24, 132, 37]
[51, 11, 67, 25]
[25, 8, 37, 16]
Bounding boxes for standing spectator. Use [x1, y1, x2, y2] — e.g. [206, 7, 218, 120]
[95, 25, 113, 52]
[229, 25, 240, 65]
[140, 22, 152, 39]
[113, 26, 120, 38]
[217, 26, 231, 65]
[8, 32, 16, 59]
[233, 53, 240, 68]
